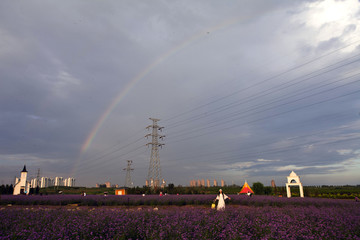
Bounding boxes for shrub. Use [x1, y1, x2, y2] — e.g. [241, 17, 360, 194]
[252, 182, 265, 195]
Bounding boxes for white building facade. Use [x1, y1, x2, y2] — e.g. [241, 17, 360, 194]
[13, 165, 31, 195]
[38, 176, 75, 188]
[30, 178, 39, 188]
[54, 177, 64, 187]
[64, 178, 75, 187]
[13, 165, 75, 191]
[40, 177, 54, 188]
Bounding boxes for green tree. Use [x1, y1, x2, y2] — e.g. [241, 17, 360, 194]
[264, 186, 273, 195]
[167, 183, 175, 194]
[252, 182, 265, 195]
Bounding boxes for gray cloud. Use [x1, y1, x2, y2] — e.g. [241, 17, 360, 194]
[1, 0, 360, 187]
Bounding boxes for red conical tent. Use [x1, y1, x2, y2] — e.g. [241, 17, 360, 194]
[239, 181, 254, 194]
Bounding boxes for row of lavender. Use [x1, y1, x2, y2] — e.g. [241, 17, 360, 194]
[1, 203, 359, 239]
[1, 194, 356, 207]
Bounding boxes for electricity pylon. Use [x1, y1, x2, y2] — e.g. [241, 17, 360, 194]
[145, 118, 164, 188]
[123, 160, 134, 188]
[36, 168, 40, 188]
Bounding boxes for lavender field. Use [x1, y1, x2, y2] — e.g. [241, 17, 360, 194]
[1, 194, 358, 207]
[1, 195, 359, 239]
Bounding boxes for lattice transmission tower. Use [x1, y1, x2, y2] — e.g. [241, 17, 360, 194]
[36, 168, 41, 188]
[145, 118, 165, 188]
[123, 160, 134, 188]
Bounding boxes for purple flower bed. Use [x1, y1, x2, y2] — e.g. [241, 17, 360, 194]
[0, 203, 359, 239]
[1, 194, 215, 206]
[1, 194, 357, 208]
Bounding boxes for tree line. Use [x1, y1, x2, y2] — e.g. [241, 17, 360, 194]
[0, 184, 14, 194]
[2, 183, 359, 199]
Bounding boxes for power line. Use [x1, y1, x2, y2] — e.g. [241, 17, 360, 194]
[162, 39, 360, 123]
[166, 75, 360, 142]
[166, 87, 360, 144]
[166, 54, 360, 129]
[165, 52, 360, 133]
[75, 144, 146, 176]
[80, 128, 145, 164]
[164, 113, 356, 163]
[166, 131, 360, 167]
[75, 136, 145, 174]
[73, 39, 360, 182]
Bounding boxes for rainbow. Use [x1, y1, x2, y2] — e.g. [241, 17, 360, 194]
[80, 15, 250, 154]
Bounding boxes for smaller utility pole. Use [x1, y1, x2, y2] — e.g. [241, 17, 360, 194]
[123, 160, 134, 188]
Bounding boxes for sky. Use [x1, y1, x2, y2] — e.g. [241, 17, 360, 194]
[1, 0, 360, 187]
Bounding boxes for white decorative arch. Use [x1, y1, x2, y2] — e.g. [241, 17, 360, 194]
[286, 171, 304, 198]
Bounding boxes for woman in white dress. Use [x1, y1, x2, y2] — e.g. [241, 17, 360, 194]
[214, 189, 231, 211]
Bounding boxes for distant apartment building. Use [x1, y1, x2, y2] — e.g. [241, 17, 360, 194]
[213, 179, 218, 186]
[221, 179, 225, 187]
[64, 177, 75, 187]
[190, 178, 226, 187]
[13, 165, 74, 189]
[96, 182, 116, 188]
[37, 176, 75, 188]
[40, 177, 54, 188]
[30, 178, 39, 188]
[54, 177, 64, 186]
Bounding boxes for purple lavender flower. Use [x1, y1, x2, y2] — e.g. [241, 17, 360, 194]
[0, 195, 359, 239]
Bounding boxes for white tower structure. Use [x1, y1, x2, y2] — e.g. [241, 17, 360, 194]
[286, 171, 304, 198]
[146, 118, 165, 188]
[13, 165, 30, 195]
